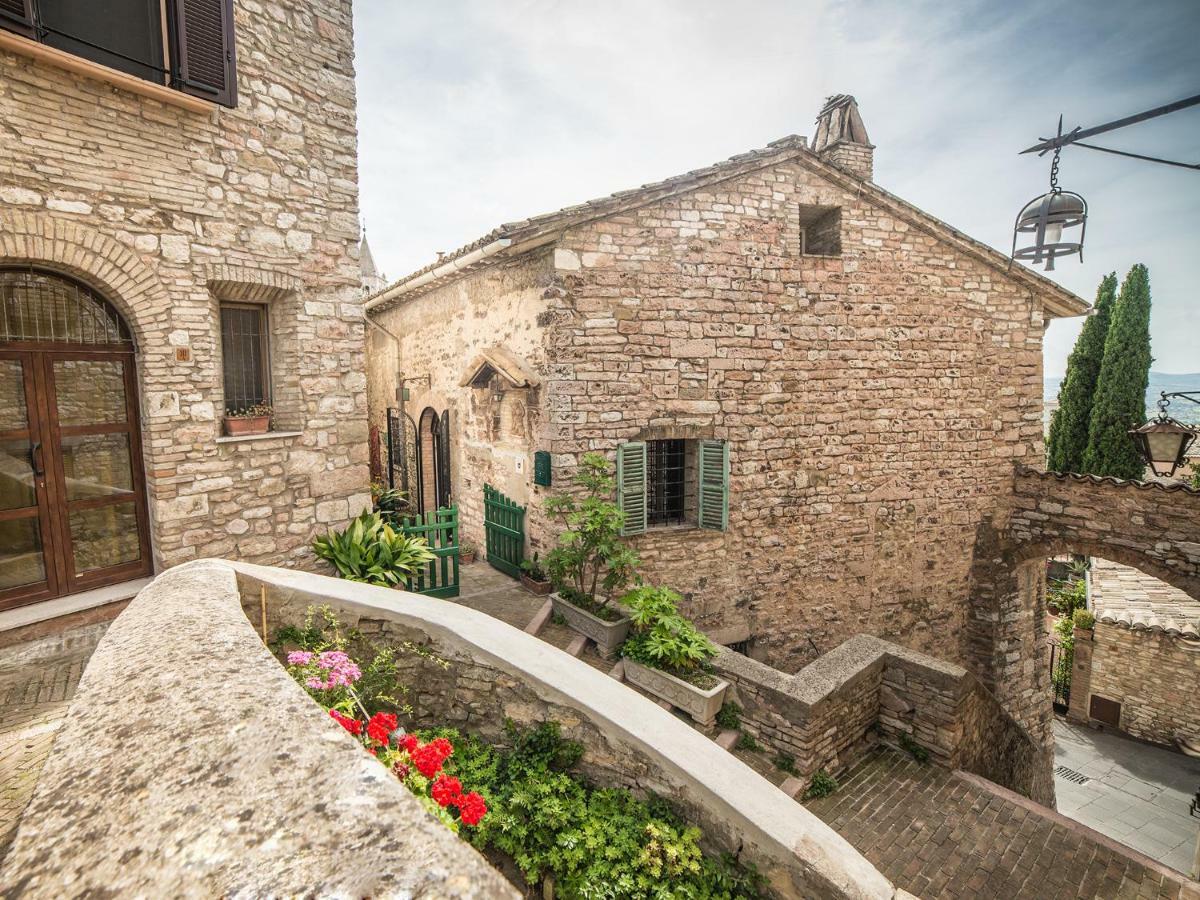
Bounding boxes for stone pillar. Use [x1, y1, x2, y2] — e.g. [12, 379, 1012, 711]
[1067, 627, 1094, 725]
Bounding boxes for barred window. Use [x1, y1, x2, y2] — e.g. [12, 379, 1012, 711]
[219, 303, 270, 414]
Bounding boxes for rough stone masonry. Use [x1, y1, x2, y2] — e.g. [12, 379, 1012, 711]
[0, 0, 370, 573]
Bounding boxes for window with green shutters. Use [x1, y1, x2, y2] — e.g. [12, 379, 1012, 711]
[616, 439, 728, 535]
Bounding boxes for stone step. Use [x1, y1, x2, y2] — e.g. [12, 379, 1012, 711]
[565, 634, 589, 658]
[714, 729, 740, 751]
[524, 599, 553, 636]
[607, 659, 625, 680]
[778, 777, 805, 799]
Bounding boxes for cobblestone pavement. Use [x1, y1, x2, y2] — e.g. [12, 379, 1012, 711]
[1055, 718, 1200, 875]
[0, 647, 95, 863]
[806, 749, 1194, 899]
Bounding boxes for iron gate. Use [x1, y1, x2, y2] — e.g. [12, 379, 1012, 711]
[483, 484, 525, 578]
[385, 407, 411, 495]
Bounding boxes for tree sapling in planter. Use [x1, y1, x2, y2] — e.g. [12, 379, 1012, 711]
[619, 584, 729, 726]
[543, 453, 640, 657]
[519, 553, 552, 595]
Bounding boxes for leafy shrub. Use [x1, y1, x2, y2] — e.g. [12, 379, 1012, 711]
[735, 732, 761, 752]
[435, 721, 763, 899]
[1048, 576, 1087, 618]
[312, 510, 435, 587]
[898, 732, 930, 763]
[543, 453, 639, 616]
[621, 584, 717, 676]
[1073, 608, 1096, 630]
[371, 484, 412, 523]
[520, 552, 549, 582]
[803, 769, 838, 800]
[774, 753, 798, 776]
[715, 701, 742, 731]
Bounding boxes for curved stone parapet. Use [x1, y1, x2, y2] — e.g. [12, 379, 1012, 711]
[3, 560, 900, 899]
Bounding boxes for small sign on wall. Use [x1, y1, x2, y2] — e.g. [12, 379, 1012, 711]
[533, 450, 551, 487]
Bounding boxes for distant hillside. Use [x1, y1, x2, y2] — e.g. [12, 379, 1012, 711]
[1044, 372, 1200, 426]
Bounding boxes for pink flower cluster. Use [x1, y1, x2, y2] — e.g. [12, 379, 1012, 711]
[290, 649, 362, 691]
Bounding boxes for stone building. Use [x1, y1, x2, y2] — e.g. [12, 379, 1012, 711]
[0, 0, 369, 617]
[1068, 557, 1200, 748]
[365, 95, 1091, 687]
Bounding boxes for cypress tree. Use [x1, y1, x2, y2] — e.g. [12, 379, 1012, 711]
[1046, 273, 1117, 472]
[1082, 264, 1153, 479]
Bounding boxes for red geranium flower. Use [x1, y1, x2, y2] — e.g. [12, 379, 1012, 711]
[411, 742, 446, 779]
[329, 709, 362, 735]
[427, 737, 454, 761]
[398, 733, 419, 754]
[431, 775, 463, 808]
[367, 712, 398, 745]
[457, 791, 487, 826]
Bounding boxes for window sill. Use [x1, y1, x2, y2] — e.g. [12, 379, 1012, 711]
[215, 430, 303, 445]
[0, 30, 215, 114]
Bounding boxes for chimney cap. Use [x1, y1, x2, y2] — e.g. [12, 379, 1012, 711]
[813, 94, 872, 152]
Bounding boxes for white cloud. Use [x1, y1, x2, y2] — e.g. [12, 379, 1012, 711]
[355, 0, 1200, 373]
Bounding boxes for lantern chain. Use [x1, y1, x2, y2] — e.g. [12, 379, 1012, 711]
[1049, 146, 1062, 194]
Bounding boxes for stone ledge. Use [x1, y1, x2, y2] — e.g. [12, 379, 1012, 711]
[214, 430, 304, 445]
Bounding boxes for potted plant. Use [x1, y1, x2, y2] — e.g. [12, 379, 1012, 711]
[619, 584, 728, 726]
[519, 553, 552, 595]
[459, 539, 478, 565]
[223, 402, 273, 437]
[544, 452, 639, 657]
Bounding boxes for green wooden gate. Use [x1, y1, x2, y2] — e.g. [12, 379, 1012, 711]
[399, 506, 460, 599]
[483, 484, 525, 578]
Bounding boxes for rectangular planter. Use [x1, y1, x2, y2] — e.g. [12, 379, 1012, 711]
[223, 415, 271, 436]
[521, 574, 553, 595]
[550, 592, 629, 658]
[623, 658, 729, 727]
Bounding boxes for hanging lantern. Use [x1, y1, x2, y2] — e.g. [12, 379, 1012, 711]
[1012, 123, 1087, 271]
[1128, 394, 1197, 478]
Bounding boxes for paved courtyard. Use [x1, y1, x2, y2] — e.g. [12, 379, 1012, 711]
[1055, 718, 1200, 875]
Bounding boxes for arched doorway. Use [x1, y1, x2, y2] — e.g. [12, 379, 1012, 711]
[0, 268, 152, 609]
[415, 407, 451, 514]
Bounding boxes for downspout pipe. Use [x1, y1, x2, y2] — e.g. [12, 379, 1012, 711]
[363, 238, 513, 314]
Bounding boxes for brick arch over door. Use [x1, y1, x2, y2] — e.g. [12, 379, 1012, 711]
[0, 209, 172, 351]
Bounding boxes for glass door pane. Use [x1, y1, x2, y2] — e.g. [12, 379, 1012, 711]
[0, 356, 49, 594]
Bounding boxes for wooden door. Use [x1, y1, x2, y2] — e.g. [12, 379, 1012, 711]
[0, 350, 151, 610]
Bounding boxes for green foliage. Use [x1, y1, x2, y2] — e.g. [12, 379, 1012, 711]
[1073, 608, 1096, 630]
[1047, 273, 1117, 473]
[272, 605, 413, 717]
[1083, 264, 1154, 479]
[1052, 613, 1075, 699]
[735, 732, 761, 752]
[715, 702, 742, 731]
[774, 753, 798, 776]
[520, 552, 549, 582]
[312, 510, 436, 587]
[621, 585, 717, 674]
[803, 769, 838, 800]
[898, 732, 930, 764]
[543, 452, 640, 607]
[371, 483, 412, 523]
[1189, 460, 1200, 490]
[435, 721, 763, 899]
[1048, 577, 1086, 618]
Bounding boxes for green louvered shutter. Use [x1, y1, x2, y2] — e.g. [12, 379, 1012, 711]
[698, 440, 729, 531]
[616, 442, 647, 536]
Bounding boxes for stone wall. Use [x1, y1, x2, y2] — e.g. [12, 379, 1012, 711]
[232, 561, 900, 900]
[544, 157, 1056, 675]
[367, 252, 560, 551]
[714, 634, 1054, 806]
[1076, 624, 1200, 747]
[0, 0, 369, 576]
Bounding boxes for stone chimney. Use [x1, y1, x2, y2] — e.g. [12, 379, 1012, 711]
[812, 94, 874, 181]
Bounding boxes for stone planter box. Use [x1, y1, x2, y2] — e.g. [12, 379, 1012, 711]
[223, 415, 271, 437]
[520, 574, 552, 595]
[623, 658, 729, 727]
[550, 592, 629, 658]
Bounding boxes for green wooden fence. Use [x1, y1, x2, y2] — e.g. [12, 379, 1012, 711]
[399, 506, 460, 599]
[483, 484, 525, 578]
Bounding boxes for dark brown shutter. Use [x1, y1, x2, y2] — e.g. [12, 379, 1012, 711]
[168, 0, 237, 108]
[0, 0, 36, 38]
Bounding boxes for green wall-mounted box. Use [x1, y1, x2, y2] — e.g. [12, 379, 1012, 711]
[533, 450, 551, 487]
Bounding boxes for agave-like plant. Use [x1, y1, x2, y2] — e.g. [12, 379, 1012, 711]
[312, 511, 436, 588]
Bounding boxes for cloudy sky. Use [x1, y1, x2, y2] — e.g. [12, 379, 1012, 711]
[354, 0, 1199, 375]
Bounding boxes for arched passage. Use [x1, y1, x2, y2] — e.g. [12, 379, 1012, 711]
[0, 267, 153, 608]
[415, 407, 451, 514]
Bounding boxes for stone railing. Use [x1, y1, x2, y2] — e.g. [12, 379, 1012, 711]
[714, 634, 1054, 806]
[4, 560, 904, 900]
